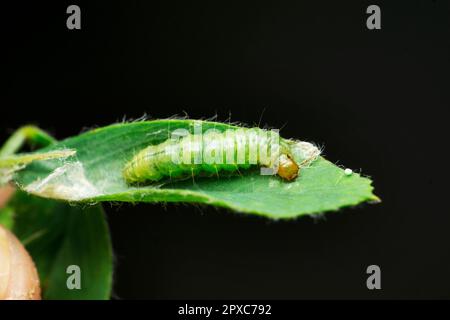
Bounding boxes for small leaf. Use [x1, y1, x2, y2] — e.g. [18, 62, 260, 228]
[0, 125, 57, 158]
[12, 120, 378, 218]
[6, 191, 113, 299]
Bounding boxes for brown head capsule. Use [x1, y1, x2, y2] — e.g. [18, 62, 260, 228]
[277, 154, 299, 181]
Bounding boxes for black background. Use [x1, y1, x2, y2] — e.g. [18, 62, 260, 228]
[3, 1, 449, 299]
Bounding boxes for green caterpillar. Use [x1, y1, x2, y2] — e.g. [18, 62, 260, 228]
[123, 127, 320, 184]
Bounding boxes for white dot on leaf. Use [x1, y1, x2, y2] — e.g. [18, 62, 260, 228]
[344, 168, 353, 176]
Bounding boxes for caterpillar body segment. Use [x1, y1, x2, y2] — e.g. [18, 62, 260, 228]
[123, 128, 320, 184]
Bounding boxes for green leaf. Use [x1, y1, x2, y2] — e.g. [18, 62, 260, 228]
[5, 191, 113, 299]
[0, 150, 75, 168]
[0, 125, 57, 158]
[0, 150, 75, 186]
[0, 127, 113, 300]
[0, 206, 15, 230]
[12, 120, 378, 219]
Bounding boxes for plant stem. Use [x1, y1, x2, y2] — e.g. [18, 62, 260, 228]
[0, 126, 56, 158]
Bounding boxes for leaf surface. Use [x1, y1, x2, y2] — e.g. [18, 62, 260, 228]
[12, 120, 378, 218]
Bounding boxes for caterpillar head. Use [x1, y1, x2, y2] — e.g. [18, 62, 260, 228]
[276, 141, 321, 181]
[277, 154, 299, 181]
